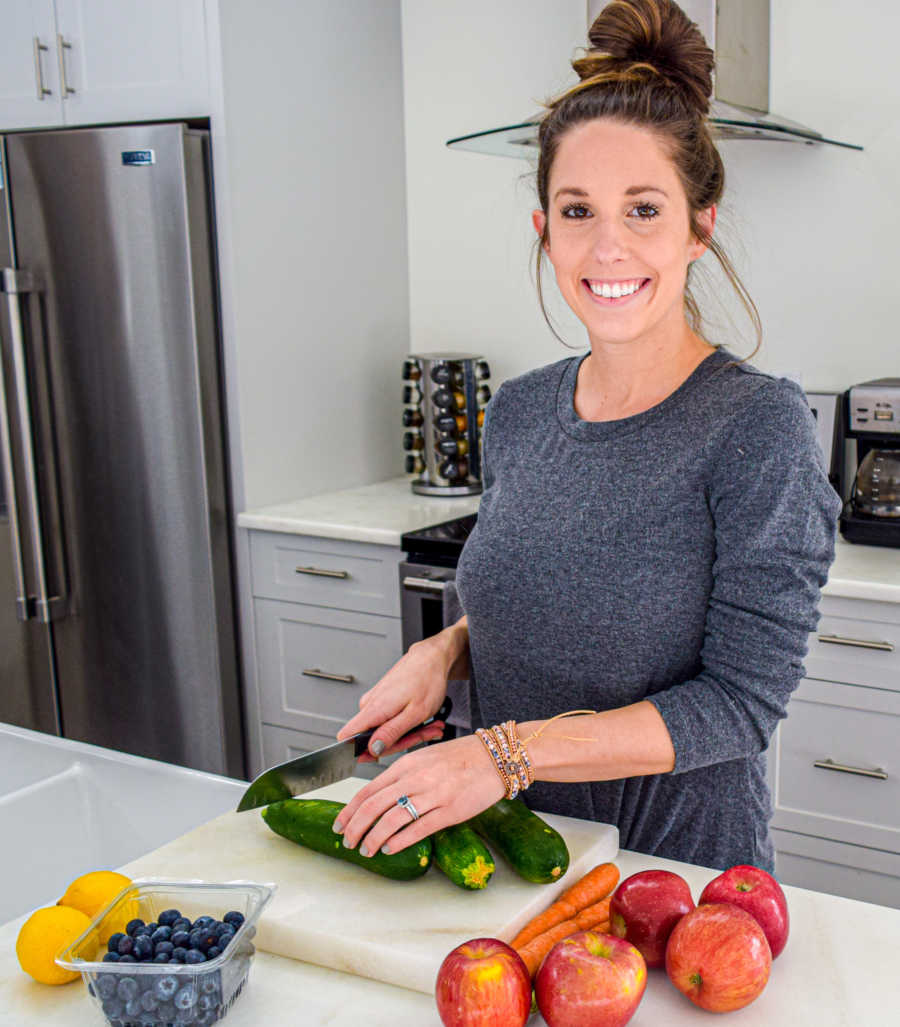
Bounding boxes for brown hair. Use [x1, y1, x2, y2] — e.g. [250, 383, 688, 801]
[535, 0, 761, 355]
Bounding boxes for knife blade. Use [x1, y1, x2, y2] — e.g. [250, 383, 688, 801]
[236, 697, 453, 812]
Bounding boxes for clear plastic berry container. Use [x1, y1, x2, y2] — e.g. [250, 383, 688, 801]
[56, 878, 276, 1027]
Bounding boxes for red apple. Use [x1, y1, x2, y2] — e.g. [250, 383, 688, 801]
[435, 937, 531, 1027]
[608, 869, 695, 967]
[665, 902, 771, 1012]
[699, 863, 790, 958]
[535, 930, 647, 1027]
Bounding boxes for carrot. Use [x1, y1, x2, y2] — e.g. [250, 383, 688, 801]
[574, 896, 611, 932]
[515, 919, 579, 977]
[510, 862, 619, 949]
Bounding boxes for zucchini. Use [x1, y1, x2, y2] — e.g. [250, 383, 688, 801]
[261, 799, 432, 881]
[470, 798, 569, 884]
[433, 824, 495, 890]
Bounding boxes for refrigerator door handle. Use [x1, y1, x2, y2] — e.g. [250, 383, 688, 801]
[0, 268, 67, 622]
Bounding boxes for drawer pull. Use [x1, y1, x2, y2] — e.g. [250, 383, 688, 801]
[302, 667, 356, 684]
[813, 758, 888, 781]
[817, 633, 894, 652]
[295, 565, 350, 579]
[402, 575, 448, 594]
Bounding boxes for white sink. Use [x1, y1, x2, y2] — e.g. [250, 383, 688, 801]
[0, 722, 245, 924]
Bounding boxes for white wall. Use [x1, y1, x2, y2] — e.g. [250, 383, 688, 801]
[402, 0, 900, 392]
[216, 0, 409, 511]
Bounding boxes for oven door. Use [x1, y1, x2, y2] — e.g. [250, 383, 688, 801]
[399, 560, 456, 651]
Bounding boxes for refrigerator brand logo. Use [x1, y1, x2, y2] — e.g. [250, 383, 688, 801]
[121, 150, 156, 166]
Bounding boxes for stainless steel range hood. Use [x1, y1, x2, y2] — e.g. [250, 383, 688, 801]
[447, 0, 862, 156]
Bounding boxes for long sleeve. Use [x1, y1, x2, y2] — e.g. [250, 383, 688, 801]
[646, 379, 842, 773]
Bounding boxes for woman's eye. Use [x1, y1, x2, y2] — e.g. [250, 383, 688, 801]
[630, 203, 660, 220]
[560, 203, 591, 219]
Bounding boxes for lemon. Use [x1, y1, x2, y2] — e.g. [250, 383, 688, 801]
[58, 870, 133, 944]
[16, 906, 93, 985]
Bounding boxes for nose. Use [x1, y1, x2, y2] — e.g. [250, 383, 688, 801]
[588, 216, 630, 263]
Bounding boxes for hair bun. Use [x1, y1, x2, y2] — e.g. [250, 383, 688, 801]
[577, 0, 714, 116]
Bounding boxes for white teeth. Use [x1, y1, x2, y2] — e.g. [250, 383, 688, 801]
[588, 279, 643, 298]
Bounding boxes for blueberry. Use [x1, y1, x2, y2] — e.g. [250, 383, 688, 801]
[193, 916, 215, 930]
[154, 941, 174, 957]
[197, 993, 217, 1012]
[107, 932, 126, 953]
[153, 974, 179, 1002]
[116, 976, 139, 1001]
[216, 927, 235, 948]
[174, 985, 195, 1011]
[158, 908, 181, 927]
[125, 918, 145, 937]
[153, 951, 171, 963]
[97, 974, 118, 1000]
[171, 930, 191, 948]
[102, 951, 121, 963]
[184, 949, 206, 964]
[116, 935, 134, 956]
[124, 996, 143, 1017]
[170, 946, 188, 962]
[133, 935, 153, 960]
[132, 924, 152, 938]
[102, 997, 124, 1018]
[117, 953, 136, 963]
[140, 989, 159, 1012]
[151, 925, 172, 944]
[190, 928, 218, 952]
[223, 911, 244, 928]
[206, 946, 221, 960]
[200, 972, 220, 995]
[171, 918, 191, 933]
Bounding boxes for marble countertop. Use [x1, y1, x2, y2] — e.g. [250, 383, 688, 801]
[237, 477, 900, 603]
[2, 847, 899, 1026]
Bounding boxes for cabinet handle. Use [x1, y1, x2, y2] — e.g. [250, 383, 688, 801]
[302, 668, 356, 684]
[57, 35, 75, 96]
[294, 565, 349, 579]
[817, 633, 894, 652]
[33, 38, 51, 99]
[813, 758, 888, 781]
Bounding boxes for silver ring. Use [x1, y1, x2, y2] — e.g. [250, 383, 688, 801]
[396, 794, 420, 821]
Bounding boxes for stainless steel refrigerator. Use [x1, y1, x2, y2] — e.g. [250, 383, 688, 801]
[0, 123, 244, 778]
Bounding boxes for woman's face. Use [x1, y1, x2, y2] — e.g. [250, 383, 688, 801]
[533, 118, 714, 352]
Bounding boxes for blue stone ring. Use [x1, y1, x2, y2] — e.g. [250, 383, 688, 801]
[396, 794, 420, 821]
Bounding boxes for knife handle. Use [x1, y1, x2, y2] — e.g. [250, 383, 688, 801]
[352, 696, 453, 757]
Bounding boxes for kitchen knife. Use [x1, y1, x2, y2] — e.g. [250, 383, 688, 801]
[236, 697, 453, 812]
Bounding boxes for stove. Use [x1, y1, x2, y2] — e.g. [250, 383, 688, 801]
[400, 513, 477, 567]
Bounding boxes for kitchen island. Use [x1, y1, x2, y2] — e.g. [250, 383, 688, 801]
[2, 845, 898, 1026]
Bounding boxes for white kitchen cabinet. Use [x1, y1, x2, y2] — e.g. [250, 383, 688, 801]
[0, 0, 209, 131]
[0, 2, 62, 129]
[770, 593, 900, 907]
[248, 531, 405, 766]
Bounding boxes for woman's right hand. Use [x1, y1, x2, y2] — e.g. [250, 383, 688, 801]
[335, 622, 465, 759]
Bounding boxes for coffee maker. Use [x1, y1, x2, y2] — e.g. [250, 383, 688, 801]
[837, 378, 900, 547]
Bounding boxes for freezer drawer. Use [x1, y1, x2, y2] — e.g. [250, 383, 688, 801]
[806, 598, 900, 692]
[771, 678, 900, 853]
[255, 598, 402, 735]
[250, 531, 403, 617]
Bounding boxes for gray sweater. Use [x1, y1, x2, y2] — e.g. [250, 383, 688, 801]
[455, 348, 841, 871]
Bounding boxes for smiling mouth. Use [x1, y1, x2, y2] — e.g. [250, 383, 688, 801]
[583, 278, 650, 303]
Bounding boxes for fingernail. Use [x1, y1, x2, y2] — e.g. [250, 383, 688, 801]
[342, 836, 354, 848]
[359, 843, 369, 857]
[332, 820, 343, 834]
[371, 739, 385, 756]
[381, 844, 391, 855]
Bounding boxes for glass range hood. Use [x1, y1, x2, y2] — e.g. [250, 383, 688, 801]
[446, 99, 863, 157]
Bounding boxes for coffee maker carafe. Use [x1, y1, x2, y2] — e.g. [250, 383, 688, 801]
[837, 378, 900, 547]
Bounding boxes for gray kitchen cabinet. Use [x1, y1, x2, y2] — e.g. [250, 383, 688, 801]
[769, 593, 900, 907]
[249, 531, 405, 770]
[0, 0, 209, 130]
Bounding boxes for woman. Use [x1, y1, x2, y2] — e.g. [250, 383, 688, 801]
[333, 0, 841, 872]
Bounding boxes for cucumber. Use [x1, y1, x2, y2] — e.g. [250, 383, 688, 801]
[470, 798, 569, 884]
[432, 824, 495, 890]
[261, 799, 432, 881]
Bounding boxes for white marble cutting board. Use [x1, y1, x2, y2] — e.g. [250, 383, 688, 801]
[122, 778, 619, 995]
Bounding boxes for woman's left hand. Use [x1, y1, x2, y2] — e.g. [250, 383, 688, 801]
[331, 733, 505, 857]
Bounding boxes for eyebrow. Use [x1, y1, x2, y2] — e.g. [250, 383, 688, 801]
[552, 185, 669, 200]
